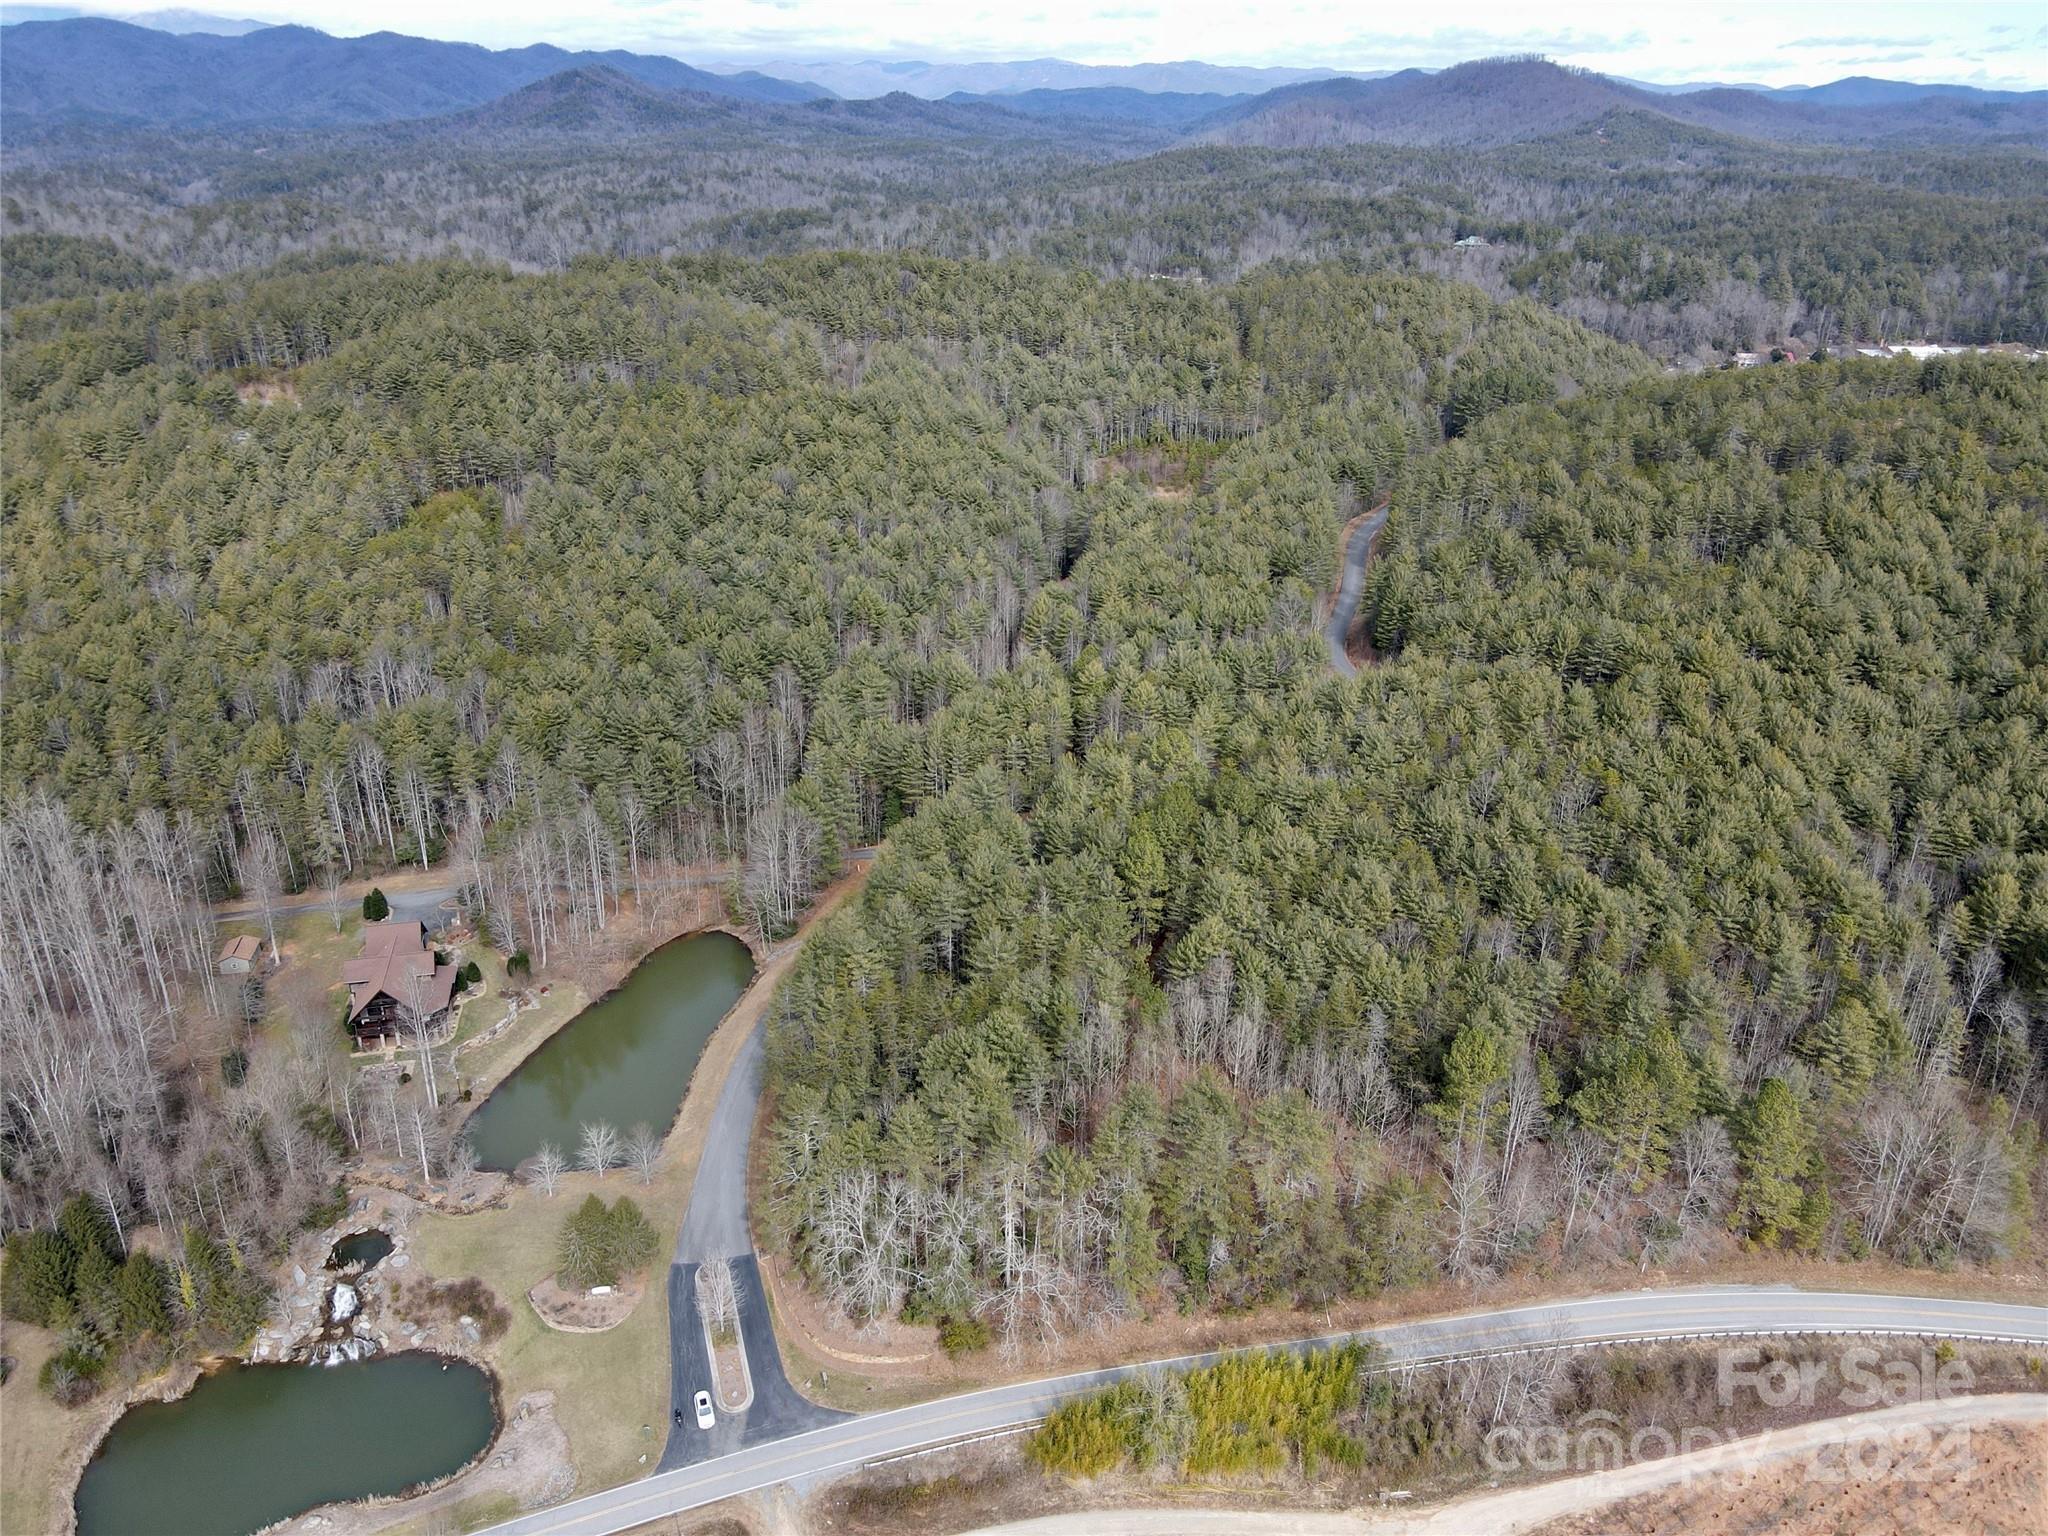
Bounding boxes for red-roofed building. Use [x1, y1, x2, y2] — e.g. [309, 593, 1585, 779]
[344, 920, 456, 1045]
[217, 933, 261, 975]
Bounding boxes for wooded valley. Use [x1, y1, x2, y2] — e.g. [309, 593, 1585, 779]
[3, 239, 2042, 1370]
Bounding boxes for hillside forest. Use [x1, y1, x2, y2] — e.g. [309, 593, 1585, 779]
[4, 54, 2046, 365]
[3, 247, 2043, 1374]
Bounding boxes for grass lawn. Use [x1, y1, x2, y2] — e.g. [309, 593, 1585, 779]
[446, 948, 588, 1103]
[0, 1324, 108, 1536]
[247, 906, 365, 1051]
[391, 1490, 521, 1536]
[408, 1162, 687, 1499]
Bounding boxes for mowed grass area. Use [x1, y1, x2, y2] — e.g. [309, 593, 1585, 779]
[243, 906, 362, 1050]
[240, 899, 552, 1088]
[446, 948, 587, 1102]
[0, 1324, 106, 1536]
[408, 1160, 689, 1501]
[392, 1490, 521, 1536]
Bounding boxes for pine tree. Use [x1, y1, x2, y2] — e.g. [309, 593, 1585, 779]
[1732, 1079, 1817, 1246]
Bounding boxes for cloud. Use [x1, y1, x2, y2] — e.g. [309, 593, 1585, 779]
[1786, 34, 1933, 48]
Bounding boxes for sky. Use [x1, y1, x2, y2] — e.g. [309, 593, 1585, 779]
[70, 1, 2048, 89]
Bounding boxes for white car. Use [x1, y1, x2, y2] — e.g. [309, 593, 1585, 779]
[693, 1389, 715, 1429]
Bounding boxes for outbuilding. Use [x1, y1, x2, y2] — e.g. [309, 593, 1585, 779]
[217, 933, 261, 975]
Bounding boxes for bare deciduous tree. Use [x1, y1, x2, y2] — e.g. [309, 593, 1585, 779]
[319, 860, 348, 935]
[1675, 1119, 1735, 1236]
[626, 1122, 660, 1184]
[698, 1255, 741, 1339]
[579, 1120, 620, 1177]
[532, 1141, 566, 1196]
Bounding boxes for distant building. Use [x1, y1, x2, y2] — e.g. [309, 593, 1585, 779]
[1454, 235, 1489, 248]
[217, 933, 261, 975]
[344, 920, 456, 1046]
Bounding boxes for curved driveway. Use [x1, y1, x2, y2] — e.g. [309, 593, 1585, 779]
[659, 1016, 850, 1471]
[480, 1285, 2048, 1536]
[1325, 501, 1390, 677]
[658, 852, 880, 1472]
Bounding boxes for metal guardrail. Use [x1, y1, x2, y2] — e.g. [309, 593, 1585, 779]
[865, 1420, 1044, 1467]
[1374, 1327, 2048, 1374]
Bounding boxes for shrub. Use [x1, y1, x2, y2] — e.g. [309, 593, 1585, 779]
[298, 1180, 349, 1232]
[39, 1345, 103, 1407]
[362, 887, 389, 921]
[938, 1314, 992, 1357]
[393, 1275, 512, 1342]
[506, 950, 531, 980]
[1030, 1344, 1370, 1480]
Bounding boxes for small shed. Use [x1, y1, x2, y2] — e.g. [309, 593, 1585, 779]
[218, 934, 261, 975]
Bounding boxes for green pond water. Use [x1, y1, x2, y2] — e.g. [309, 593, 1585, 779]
[74, 1353, 495, 1536]
[465, 930, 754, 1170]
[328, 1228, 393, 1269]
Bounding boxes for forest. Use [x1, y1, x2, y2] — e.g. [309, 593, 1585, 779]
[760, 349, 2046, 1343]
[0, 249, 1632, 1269]
[4, 55, 2045, 360]
[1, 245, 2043, 1371]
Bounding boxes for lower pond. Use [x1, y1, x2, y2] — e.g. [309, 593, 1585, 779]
[74, 1353, 495, 1536]
[464, 930, 755, 1170]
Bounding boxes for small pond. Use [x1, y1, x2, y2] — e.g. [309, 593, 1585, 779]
[74, 1353, 495, 1536]
[465, 930, 754, 1170]
[328, 1228, 394, 1270]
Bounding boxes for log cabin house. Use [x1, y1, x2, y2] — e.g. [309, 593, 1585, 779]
[344, 920, 456, 1046]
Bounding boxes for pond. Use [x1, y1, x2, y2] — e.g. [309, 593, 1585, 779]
[328, 1228, 394, 1270]
[74, 1353, 495, 1536]
[465, 930, 755, 1171]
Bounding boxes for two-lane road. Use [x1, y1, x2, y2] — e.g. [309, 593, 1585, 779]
[481, 1285, 2048, 1536]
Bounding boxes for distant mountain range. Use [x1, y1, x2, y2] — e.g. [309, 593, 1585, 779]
[1195, 59, 2047, 149]
[942, 86, 1245, 130]
[1623, 74, 2047, 107]
[0, 17, 831, 126]
[0, 5, 267, 30]
[2, 22, 2040, 148]
[728, 56, 1353, 100]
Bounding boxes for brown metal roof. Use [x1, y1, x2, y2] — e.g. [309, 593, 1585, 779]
[218, 933, 260, 963]
[345, 920, 456, 1022]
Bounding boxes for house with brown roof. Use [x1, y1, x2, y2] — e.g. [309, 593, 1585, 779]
[344, 920, 456, 1046]
[217, 933, 261, 975]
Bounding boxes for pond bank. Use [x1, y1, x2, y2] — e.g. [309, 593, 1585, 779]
[73, 1352, 499, 1536]
[462, 930, 756, 1171]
